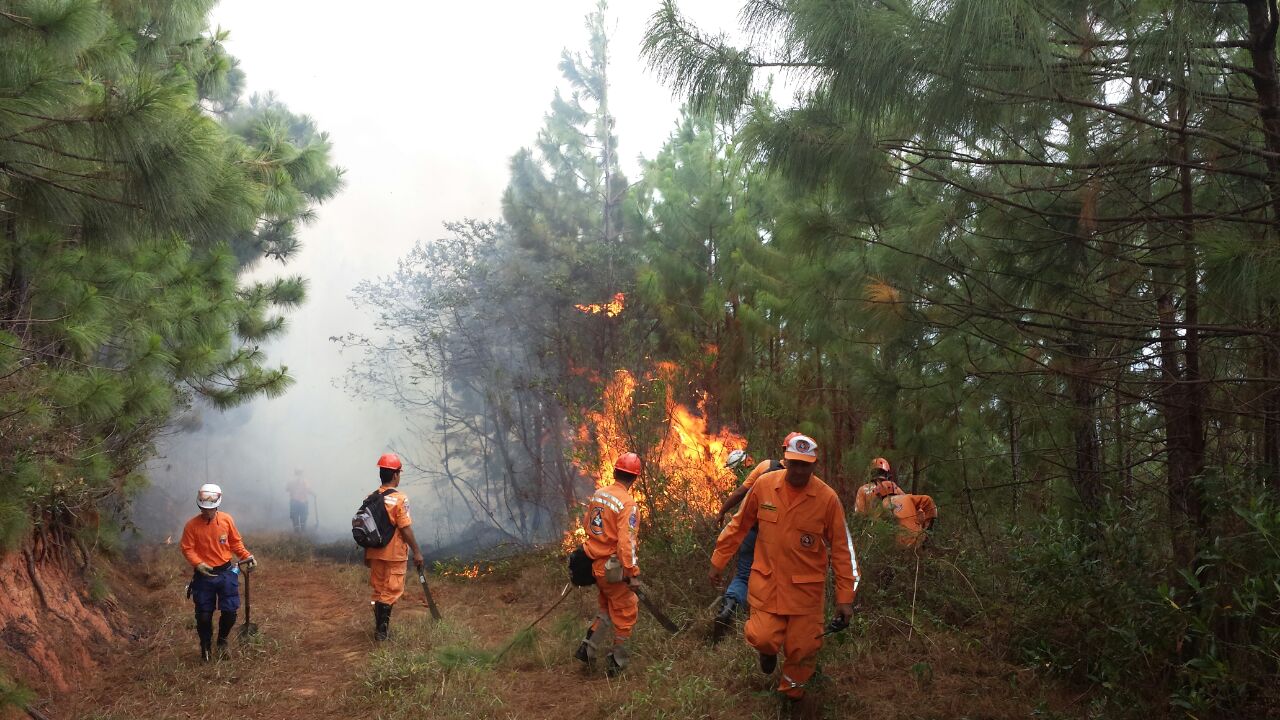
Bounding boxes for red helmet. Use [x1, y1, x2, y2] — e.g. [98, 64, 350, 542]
[782, 432, 801, 448]
[613, 452, 642, 476]
[872, 457, 891, 473]
[377, 453, 403, 471]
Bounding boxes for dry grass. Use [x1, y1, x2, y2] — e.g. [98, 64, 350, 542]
[48, 540, 1082, 720]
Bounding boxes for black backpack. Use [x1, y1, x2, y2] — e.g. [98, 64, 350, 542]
[567, 545, 596, 587]
[352, 488, 397, 548]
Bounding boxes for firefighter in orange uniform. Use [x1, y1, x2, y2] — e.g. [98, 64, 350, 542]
[180, 483, 256, 662]
[855, 457, 904, 515]
[574, 452, 642, 675]
[710, 434, 859, 701]
[881, 490, 939, 548]
[364, 453, 425, 640]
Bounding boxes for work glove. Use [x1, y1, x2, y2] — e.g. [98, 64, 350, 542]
[240, 555, 258, 572]
[821, 610, 852, 638]
[195, 563, 215, 577]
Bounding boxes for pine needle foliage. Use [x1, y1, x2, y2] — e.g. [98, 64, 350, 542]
[0, 1, 341, 549]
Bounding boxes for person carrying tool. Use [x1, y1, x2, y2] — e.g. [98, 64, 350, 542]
[574, 452, 642, 676]
[710, 434, 859, 702]
[179, 483, 257, 662]
[364, 453, 425, 640]
[286, 469, 316, 533]
[712, 434, 798, 637]
[854, 457, 904, 516]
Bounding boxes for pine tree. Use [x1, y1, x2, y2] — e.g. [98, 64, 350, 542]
[0, 0, 341, 550]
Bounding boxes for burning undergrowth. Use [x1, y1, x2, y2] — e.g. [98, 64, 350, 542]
[568, 361, 745, 541]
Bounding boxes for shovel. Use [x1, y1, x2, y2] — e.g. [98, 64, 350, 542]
[418, 570, 442, 621]
[238, 562, 259, 638]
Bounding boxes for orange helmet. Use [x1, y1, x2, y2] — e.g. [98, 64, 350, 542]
[613, 452, 642, 476]
[377, 453, 402, 471]
[872, 457, 891, 473]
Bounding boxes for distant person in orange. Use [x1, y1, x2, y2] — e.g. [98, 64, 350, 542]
[711, 434, 859, 701]
[574, 452, 642, 676]
[286, 469, 315, 533]
[363, 453, 425, 640]
[180, 483, 257, 662]
[855, 457, 904, 515]
[880, 489, 939, 548]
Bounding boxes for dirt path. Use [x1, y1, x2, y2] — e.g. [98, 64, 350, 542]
[50, 552, 387, 720]
[45, 546, 1079, 720]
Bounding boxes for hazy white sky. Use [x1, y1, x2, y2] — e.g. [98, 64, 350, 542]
[149, 0, 751, 541]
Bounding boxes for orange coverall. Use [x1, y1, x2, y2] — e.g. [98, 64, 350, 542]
[180, 512, 251, 568]
[741, 460, 775, 491]
[364, 488, 413, 604]
[882, 493, 938, 548]
[712, 470, 860, 699]
[853, 480, 904, 515]
[583, 481, 640, 647]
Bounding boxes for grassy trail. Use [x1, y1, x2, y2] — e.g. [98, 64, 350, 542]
[49, 544, 1078, 720]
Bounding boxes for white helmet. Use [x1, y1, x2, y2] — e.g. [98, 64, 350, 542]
[725, 449, 750, 469]
[196, 483, 223, 509]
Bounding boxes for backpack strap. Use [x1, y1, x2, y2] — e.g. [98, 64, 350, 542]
[365, 486, 397, 504]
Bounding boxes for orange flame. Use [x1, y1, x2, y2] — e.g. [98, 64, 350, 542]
[574, 292, 626, 317]
[572, 363, 745, 524]
[441, 563, 490, 579]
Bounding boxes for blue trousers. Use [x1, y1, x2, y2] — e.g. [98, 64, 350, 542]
[724, 526, 758, 604]
[190, 567, 241, 613]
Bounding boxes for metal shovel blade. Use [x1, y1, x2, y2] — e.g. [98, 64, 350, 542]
[419, 572, 442, 621]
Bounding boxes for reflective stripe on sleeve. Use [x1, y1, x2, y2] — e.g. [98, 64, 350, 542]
[845, 523, 860, 592]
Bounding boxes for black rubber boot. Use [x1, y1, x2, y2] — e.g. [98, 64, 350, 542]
[374, 602, 392, 641]
[759, 652, 778, 674]
[574, 626, 595, 663]
[196, 612, 214, 662]
[216, 611, 237, 656]
[712, 597, 738, 642]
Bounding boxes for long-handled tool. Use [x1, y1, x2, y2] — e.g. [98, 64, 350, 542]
[491, 582, 573, 663]
[238, 562, 259, 638]
[633, 583, 686, 635]
[418, 570, 443, 621]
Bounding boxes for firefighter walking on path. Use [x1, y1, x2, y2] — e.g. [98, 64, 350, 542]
[710, 434, 859, 701]
[363, 453, 425, 640]
[712, 433, 798, 637]
[180, 483, 257, 662]
[574, 452, 643, 676]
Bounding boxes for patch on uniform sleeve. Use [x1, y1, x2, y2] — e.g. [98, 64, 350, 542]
[590, 507, 604, 535]
[799, 533, 814, 548]
[629, 511, 638, 528]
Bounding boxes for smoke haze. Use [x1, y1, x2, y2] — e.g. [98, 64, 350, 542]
[140, 0, 750, 549]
